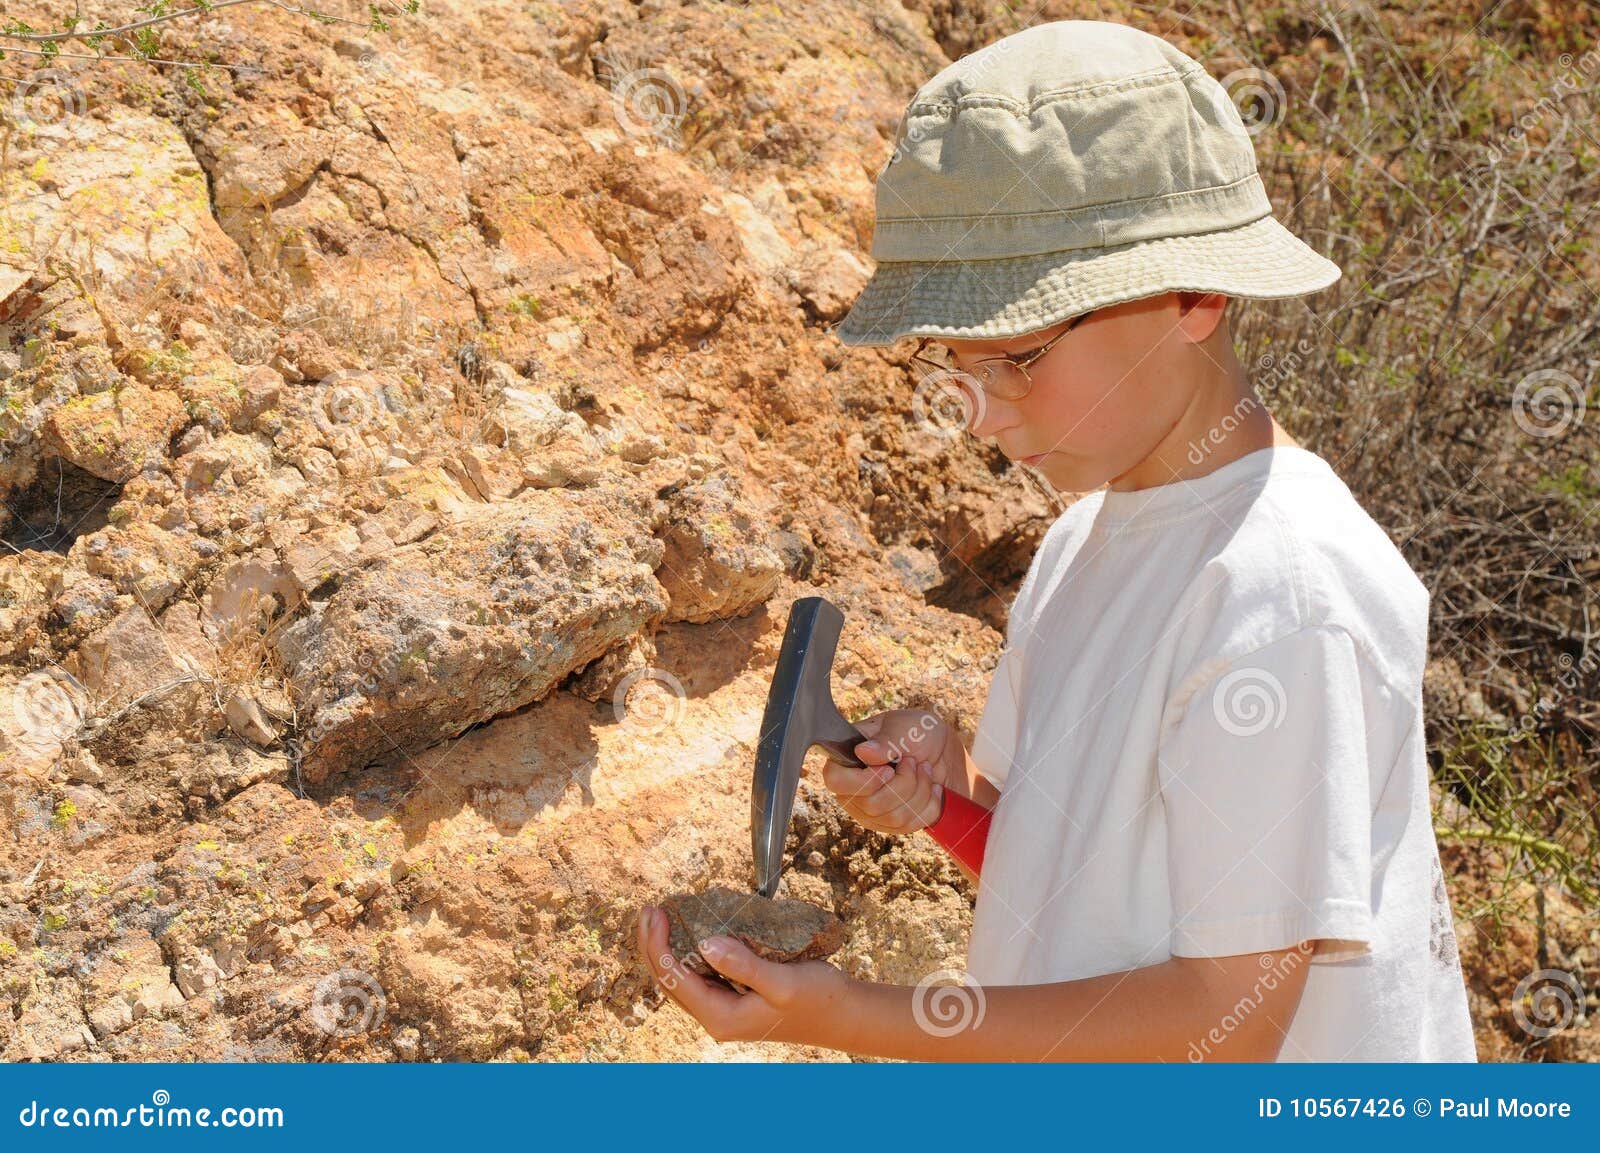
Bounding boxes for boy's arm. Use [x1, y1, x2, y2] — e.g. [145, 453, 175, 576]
[823, 946, 1314, 1061]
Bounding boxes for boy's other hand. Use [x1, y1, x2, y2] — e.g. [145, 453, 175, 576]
[635, 906, 853, 1048]
[822, 710, 959, 835]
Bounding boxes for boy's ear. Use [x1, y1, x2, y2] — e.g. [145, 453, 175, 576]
[1174, 292, 1228, 344]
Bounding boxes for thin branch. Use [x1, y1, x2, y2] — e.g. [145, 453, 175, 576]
[1, 0, 410, 45]
[1, 45, 234, 69]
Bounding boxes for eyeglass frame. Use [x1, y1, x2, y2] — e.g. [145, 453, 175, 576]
[907, 309, 1092, 401]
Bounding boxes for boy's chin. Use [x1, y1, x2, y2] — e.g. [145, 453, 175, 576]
[1032, 453, 1099, 493]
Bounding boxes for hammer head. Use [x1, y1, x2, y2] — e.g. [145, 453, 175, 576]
[751, 597, 869, 898]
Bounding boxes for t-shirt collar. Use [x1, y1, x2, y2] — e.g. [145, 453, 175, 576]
[1092, 445, 1329, 527]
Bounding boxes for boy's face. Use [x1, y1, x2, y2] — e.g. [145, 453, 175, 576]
[937, 292, 1218, 493]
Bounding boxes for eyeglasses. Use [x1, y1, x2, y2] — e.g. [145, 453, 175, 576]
[907, 310, 1090, 402]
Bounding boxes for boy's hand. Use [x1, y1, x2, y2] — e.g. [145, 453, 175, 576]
[822, 709, 959, 835]
[635, 906, 854, 1047]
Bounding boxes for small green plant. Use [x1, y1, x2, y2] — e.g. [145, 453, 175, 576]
[1535, 462, 1600, 507]
[1434, 719, 1599, 922]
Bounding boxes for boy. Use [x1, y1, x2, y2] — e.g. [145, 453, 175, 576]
[636, 20, 1476, 1061]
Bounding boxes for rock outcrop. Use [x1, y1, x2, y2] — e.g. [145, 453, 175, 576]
[0, 0, 1041, 1063]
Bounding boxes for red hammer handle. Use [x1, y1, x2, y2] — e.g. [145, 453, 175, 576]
[925, 788, 992, 876]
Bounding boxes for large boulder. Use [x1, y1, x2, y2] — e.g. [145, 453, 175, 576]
[277, 480, 669, 782]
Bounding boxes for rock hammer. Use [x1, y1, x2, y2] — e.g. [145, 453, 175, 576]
[751, 596, 891, 897]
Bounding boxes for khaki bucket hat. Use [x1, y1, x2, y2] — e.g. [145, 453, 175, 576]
[835, 20, 1340, 347]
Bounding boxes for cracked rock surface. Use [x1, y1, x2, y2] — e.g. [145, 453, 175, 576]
[659, 884, 847, 991]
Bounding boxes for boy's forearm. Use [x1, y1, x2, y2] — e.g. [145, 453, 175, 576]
[817, 957, 1286, 1062]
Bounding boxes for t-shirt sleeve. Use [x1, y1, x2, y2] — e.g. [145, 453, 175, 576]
[1157, 624, 1378, 962]
[969, 641, 1022, 790]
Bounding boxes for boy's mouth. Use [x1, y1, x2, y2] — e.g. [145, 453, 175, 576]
[1020, 452, 1050, 466]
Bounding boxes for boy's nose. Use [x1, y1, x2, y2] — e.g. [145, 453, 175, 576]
[964, 391, 1020, 441]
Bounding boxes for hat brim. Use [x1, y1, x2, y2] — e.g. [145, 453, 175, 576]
[832, 215, 1340, 347]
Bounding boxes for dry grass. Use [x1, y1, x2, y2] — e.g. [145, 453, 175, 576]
[1211, 2, 1600, 917]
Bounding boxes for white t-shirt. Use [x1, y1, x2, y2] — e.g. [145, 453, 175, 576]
[965, 445, 1476, 1061]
